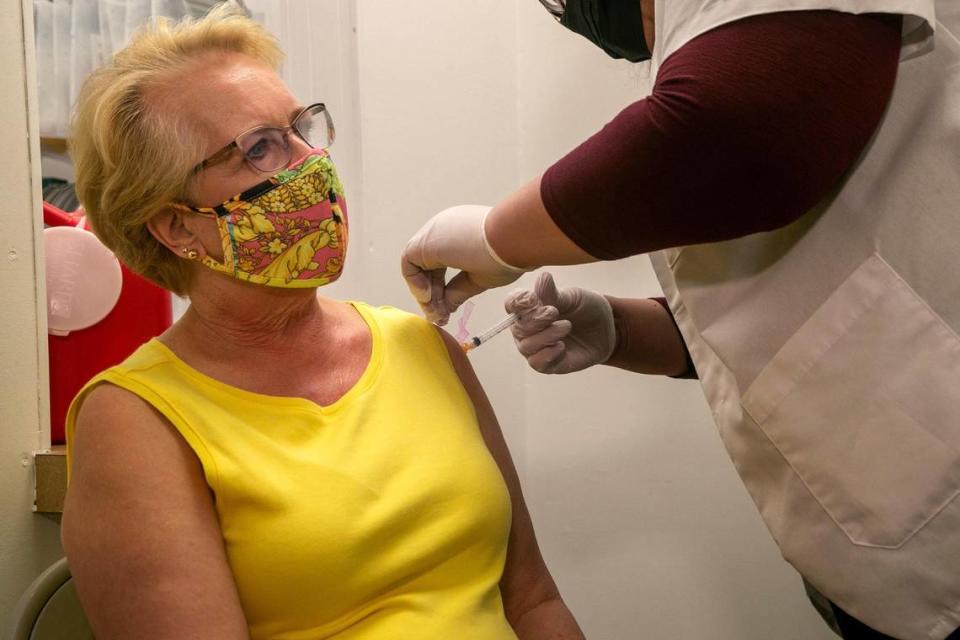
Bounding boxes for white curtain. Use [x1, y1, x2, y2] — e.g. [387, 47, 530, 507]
[243, 0, 346, 116]
[34, 0, 197, 137]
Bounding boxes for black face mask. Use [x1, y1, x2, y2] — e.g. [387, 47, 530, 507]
[551, 0, 651, 63]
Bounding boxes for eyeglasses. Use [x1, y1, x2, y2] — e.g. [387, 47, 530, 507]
[192, 102, 335, 174]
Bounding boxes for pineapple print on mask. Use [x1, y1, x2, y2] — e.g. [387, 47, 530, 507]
[188, 151, 349, 288]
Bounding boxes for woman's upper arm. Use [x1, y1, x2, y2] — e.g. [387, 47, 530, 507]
[434, 329, 562, 619]
[62, 383, 248, 640]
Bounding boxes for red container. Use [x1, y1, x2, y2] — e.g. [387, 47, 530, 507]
[45, 202, 172, 444]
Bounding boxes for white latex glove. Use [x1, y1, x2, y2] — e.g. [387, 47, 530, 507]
[504, 272, 616, 374]
[401, 205, 528, 324]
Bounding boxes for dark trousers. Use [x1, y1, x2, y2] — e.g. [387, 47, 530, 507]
[831, 602, 960, 640]
[804, 579, 960, 640]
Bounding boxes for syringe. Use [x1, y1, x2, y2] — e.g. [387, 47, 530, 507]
[460, 313, 520, 353]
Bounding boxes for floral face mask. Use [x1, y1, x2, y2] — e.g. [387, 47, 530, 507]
[180, 150, 348, 288]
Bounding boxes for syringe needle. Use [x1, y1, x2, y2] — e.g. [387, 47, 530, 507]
[460, 313, 520, 352]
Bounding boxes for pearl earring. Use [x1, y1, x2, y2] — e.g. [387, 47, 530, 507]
[181, 247, 199, 260]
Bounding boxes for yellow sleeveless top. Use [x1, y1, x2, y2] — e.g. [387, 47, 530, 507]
[66, 303, 517, 640]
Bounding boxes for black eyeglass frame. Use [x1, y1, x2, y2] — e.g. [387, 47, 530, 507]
[191, 102, 335, 174]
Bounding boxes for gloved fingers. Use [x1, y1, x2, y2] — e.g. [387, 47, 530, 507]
[504, 287, 540, 316]
[401, 259, 435, 305]
[515, 320, 572, 356]
[423, 306, 447, 326]
[526, 341, 567, 374]
[511, 305, 560, 339]
[534, 269, 586, 313]
[442, 270, 488, 319]
[407, 265, 450, 325]
[426, 270, 450, 324]
[533, 272, 560, 308]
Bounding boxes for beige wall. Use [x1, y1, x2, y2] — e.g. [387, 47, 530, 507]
[0, 0, 65, 628]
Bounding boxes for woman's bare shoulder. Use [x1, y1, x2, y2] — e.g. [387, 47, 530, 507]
[71, 382, 184, 466]
[66, 381, 208, 529]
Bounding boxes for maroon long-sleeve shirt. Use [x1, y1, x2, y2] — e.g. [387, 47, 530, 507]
[541, 10, 902, 376]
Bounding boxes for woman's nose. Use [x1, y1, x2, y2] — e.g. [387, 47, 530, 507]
[290, 132, 314, 157]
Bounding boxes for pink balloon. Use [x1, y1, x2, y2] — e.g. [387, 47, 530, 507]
[45, 226, 122, 336]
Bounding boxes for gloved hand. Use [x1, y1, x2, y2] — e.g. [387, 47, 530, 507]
[401, 205, 528, 325]
[505, 272, 616, 374]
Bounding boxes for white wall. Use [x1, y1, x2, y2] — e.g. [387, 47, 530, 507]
[0, 0, 65, 627]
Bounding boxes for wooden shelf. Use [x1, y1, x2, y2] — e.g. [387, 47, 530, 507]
[40, 137, 68, 154]
[35, 446, 67, 514]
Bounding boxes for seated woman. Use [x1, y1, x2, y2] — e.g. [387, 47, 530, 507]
[61, 6, 583, 639]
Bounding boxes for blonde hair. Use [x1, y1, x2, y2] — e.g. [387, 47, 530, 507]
[70, 3, 284, 295]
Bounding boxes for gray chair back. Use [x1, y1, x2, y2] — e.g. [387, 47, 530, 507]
[7, 558, 94, 640]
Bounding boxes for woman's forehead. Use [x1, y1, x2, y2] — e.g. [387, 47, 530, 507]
[169, 53, 298, 145]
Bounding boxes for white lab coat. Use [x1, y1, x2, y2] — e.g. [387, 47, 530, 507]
[648, 1, 959, 638]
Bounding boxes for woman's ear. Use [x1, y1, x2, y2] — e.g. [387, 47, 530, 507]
[147, 206, 208, 260]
